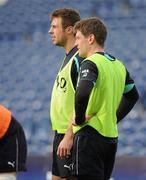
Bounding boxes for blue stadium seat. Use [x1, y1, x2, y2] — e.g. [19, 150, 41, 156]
[0, 0, 146, 156]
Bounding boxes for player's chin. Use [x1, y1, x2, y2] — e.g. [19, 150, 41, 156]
[52, 40, 57, 45]
[79, 51, 85, 58]
[51, 38, 57, 45]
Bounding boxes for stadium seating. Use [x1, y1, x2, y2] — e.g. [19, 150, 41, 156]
[0, 0, 146, 155]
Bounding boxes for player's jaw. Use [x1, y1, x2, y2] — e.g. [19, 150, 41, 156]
[77, 45, 87, 58]
[53, 36, 65, 47]
[50, 35, 56, 44]
[78, 48, 84, 58]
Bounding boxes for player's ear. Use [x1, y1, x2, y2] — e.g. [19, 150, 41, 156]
[88, 34, 95, 45]
[66, 26, 74, 34]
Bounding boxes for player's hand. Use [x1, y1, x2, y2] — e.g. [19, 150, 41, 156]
[57, 135, 73, 159]
[85, 113, 96, 121]
[72, 113, 96, 126]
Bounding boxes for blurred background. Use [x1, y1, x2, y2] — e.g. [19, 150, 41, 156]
[0, 0, 146, 179]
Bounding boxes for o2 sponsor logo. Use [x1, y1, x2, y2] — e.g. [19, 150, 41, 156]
[56, 76, 67, 92]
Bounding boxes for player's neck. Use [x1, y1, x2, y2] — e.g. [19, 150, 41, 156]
[64, 36, 76, 54]
[87, 44, 104, 57]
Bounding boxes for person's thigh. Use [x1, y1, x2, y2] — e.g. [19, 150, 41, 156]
[103, 142, 117, 179]
[72, 134, 104, 178]
[72, 127, 117, 180]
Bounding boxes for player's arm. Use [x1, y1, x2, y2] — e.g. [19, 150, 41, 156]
[74, 60, 98, 125]
[71, 53, 84, 89]
[116, 69, 139, 123]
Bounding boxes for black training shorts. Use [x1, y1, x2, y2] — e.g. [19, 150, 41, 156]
[72, 126, 117, 180]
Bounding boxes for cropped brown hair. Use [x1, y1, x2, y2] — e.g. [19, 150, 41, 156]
[50, 8, 81, 29]
[74, 17, 107, 47]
